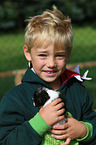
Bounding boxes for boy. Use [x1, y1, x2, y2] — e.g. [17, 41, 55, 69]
[0, 6, 96, 145]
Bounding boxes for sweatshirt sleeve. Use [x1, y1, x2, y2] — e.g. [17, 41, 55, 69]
[29, 113, 50, 136]
[79, 85, 96, 144]
[0, 93, 43, 145]
[77, 121, 93, 142]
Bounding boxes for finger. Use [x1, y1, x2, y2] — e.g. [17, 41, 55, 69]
[66, 116, 71, 121]
[52, 98, 63, 105]
[53, 123, 68, 130]
[52, 134, 68, 140]
[51, 128, 67, 135]
[57, 108, 65, 115]
[55, 102, 64, 111]
[61, 137, 71, 145]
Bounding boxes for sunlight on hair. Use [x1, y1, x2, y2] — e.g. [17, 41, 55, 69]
[25, 5, 73, 53]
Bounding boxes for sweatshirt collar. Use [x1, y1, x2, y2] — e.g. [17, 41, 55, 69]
[22, 63, 92, 86]
[61, 65, 92, 84]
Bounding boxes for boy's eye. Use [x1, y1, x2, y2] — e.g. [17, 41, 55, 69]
[56, 54, 66, 58]
[57, 55, 65, 57]
[38, 54, 47, 57]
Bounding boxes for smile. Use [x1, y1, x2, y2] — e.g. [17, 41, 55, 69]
[44, 70, 57, 73]
[43, 70, 57, 76]
[46, 71, 56, 73]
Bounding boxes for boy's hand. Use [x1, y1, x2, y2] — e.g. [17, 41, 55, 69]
[39, 98, 65, 126]
[51, 117, 87, 145]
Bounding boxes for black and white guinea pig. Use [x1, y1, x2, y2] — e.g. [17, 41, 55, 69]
[33, 87, 63, 107]
[33, 87, 67, 124]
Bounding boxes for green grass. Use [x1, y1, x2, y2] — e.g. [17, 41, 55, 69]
[0, 25, 96, 109]
[68, 25, 96, 63]
[80, 67, 96, 109]
[0, 25, 96, 72]
[0, 30, 27, 72]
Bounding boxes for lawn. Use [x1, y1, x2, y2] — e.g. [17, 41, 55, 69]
[0, 25, 96, 72]
[0, 25, 96, 108]
[80, 67, 96, 109]
[69, 24, 96, 63]
[0, 30, 27, 72]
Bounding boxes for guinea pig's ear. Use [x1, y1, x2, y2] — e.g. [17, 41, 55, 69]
[40, 90, 50, 105]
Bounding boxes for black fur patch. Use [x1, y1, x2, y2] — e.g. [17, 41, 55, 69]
[33, 87, 50, 107]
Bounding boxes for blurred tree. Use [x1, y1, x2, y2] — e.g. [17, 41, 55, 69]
[61, 0, 96, 22]
[0, 0, 96, 30]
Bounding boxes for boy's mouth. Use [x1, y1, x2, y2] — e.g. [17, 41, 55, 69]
[43, 70, 58, 76]
[46, 71, 56, 73]
[44, 70, 57, 73]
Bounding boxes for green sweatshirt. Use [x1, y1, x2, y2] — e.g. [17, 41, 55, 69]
[0, 67, 96, 145]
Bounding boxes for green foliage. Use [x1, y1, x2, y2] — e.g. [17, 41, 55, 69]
[61, 0, 96, 21]
[0, 0, 96, 29]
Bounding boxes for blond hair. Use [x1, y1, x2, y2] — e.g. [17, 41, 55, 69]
[25, 6, 73, 54]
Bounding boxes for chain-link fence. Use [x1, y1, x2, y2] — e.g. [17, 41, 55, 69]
[0, 18, 96, 108]
[0, 24, 96, 71]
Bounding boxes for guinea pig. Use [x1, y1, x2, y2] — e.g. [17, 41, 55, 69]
[33, 87, 68, 124]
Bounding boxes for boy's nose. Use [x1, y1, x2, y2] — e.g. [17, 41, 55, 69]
[47, 57, 56, 68]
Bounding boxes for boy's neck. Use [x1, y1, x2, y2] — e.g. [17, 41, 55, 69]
[48, 77, 61, 91]
[31, 67, 61, 90]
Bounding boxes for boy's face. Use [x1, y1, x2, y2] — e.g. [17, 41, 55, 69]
[24, 44, 70, 85]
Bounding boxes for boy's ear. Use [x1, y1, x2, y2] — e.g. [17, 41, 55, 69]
[23, 45, 31, 61]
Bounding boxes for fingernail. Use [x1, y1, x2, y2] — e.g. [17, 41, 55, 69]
[53, 127, 55, 129]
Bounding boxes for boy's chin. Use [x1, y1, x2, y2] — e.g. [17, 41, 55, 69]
[41, 76, 58, 82]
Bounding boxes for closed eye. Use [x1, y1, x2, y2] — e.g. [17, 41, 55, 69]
[56, 54, 66, 59]
[56, 55, 66, 57]
[38, 54, 47, 58]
